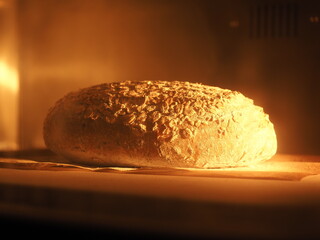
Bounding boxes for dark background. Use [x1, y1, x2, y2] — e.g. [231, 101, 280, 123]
[15, 0, 320, 155]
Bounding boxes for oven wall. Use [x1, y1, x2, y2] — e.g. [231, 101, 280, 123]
[0, 0, 19, 150]
[15, 0, 320, 155]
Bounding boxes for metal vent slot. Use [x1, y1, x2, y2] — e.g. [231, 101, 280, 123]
[250, 3, 298, 38]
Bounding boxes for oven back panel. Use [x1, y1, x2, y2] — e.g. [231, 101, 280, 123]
[0, 0, 319, 155]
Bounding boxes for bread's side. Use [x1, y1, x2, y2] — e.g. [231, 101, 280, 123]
[156, 95, 277, 168]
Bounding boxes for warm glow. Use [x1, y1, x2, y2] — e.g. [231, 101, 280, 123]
[0, 60, 19, 93]
[0, 59, 19, 150]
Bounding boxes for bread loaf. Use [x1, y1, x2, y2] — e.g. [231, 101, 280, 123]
[43, 80, 277, 168]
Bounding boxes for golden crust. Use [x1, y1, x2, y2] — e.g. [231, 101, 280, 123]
[43, 80, 277, 168]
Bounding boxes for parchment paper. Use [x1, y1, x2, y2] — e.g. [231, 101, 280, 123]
[1, 154, 320, 181]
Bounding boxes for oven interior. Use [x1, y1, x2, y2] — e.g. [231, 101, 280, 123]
[0, 0, 320, 239]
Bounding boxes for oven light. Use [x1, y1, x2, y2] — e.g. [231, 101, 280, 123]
[0, 60, 19, 93]
[0, 60, 19, 150]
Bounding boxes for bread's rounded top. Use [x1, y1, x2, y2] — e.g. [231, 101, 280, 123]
[67, 80, 252, 143]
